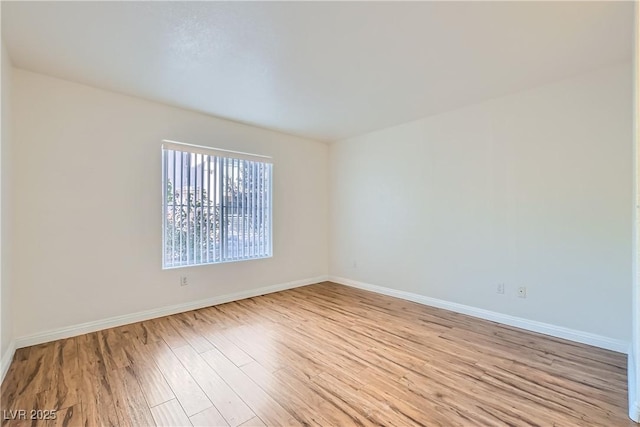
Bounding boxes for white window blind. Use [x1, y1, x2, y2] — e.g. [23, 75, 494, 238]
[162, 140, 273, 269]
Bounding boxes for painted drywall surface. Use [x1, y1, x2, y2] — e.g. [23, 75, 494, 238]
[330, 62, 633, 341]
[631, 2, 639, 420]
[1, 41, 13, 360]
[11, 70, 328, 338]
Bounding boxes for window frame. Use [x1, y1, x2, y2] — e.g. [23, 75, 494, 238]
[161, 140, 273, 269]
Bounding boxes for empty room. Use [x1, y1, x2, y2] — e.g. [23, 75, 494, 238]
[1, 1, 639, 426]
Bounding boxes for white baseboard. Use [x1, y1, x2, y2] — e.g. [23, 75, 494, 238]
[629, 350, 639, 421]
[15, 275, 328, 349]
[329, 276, 629, 354]
[1, 339, 16, 384]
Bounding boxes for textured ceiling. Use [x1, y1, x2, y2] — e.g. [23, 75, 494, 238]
[2, 1, 633, 142]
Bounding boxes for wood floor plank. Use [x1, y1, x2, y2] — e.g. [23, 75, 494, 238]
[189, 406, 229, 427]
[2, 359, 43, 412]
[76, 333, 107, 378]
[1, 282, 633, 426]
[77, 368, 122, 427]
[136, 320, 166, 345]
[123, 341, 175, 407]
[129, 362, 174, 409]
[199, 347, 301, 426]
[272, 366, 370, 426]
[241, 361, 333, 426]
[310, 370, 414, 426]
[35, 339, 80, 413]
[8, 344, 58, 412]
[167, 314, 215, 354]
[203, 331, 255, 367]
[145, 340, 212, 417]
[114, 321, 162, 347]
[97, 328, 131, 371]
[151, 317, 189, 350]
[150, 399, 192, 427]
[237, 417, 266, 427]
[359, 365, 503, 426]
[108, 365, 155, 427]
[48, 403, 82, 427]
[172, 345, 255, 426]
[220, 327, 283, 373]
[197, 306, 239, 328]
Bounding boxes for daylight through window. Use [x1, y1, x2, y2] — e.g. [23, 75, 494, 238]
[162, 141, 273, 269]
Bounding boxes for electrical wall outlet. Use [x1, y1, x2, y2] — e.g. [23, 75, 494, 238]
[180, 276, 189, 286]
[496, 283, 505, 294]
[518, 286, 527, 298]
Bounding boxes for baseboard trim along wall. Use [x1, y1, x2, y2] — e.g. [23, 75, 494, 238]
[629, 350, 639, 421]
[329, 276, 630, 354]
[10, 274, 628, 366]
[14, 275, 328, 350]
[1, 339, 16, 383]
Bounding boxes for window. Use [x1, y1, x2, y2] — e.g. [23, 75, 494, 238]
[162, 140, 272, 269]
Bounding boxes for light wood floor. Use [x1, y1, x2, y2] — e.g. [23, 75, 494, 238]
[1, 282, 634, 426]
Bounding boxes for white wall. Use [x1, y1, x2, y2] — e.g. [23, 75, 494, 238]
[11, 69, 328, 339]
[1, 40, 14, 364]
[330, 62, 633, 343]
[630, 2, 639, 420]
